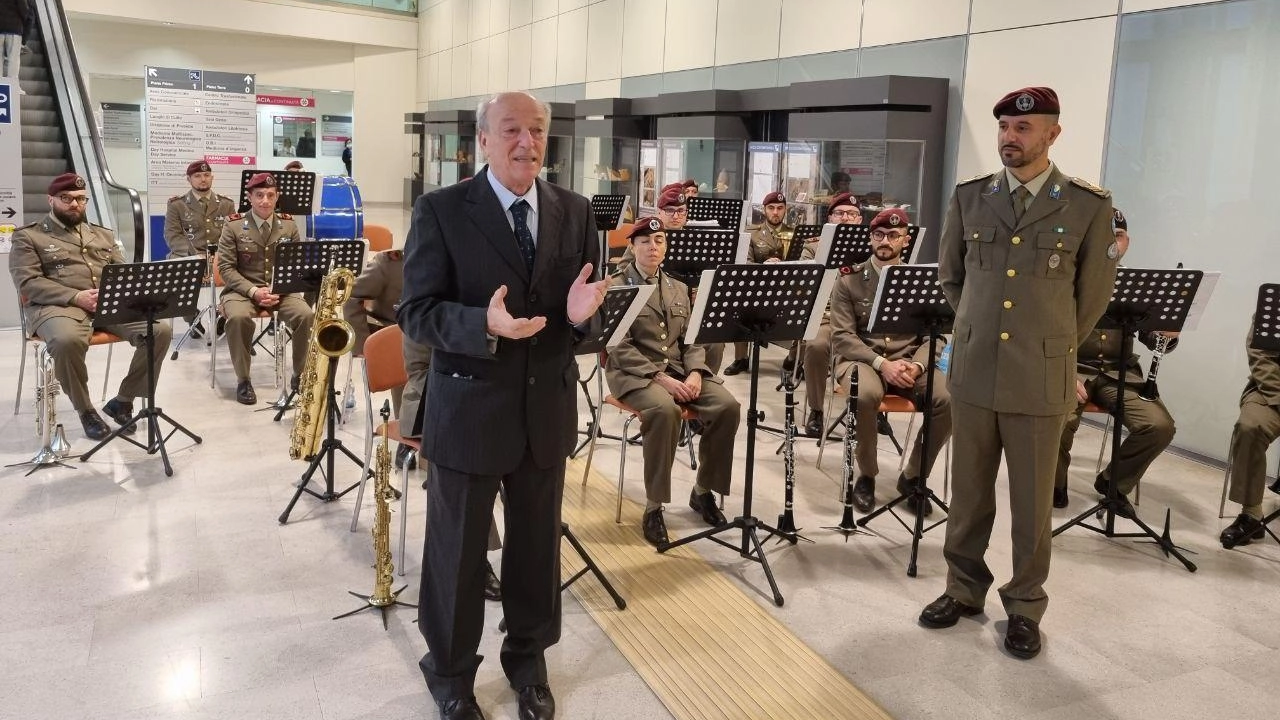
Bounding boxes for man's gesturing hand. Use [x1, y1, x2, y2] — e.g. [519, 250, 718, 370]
[487, 285, 547, 339]
[566, 264, 610, 324]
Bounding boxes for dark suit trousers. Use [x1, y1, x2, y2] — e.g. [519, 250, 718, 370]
[943, 399, 1066, 623]
[418, 451, 564, 702]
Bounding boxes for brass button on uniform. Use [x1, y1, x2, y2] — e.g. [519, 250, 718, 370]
[1006, 269, 1016, 277]
[1002, 300, 1013, 309]
[1100, 334, 1107, 340]
[1000, 332, 1010, 341]
[972, 232, 980, 239]
[659, 333, 667, 340]
[1011, 236, 1021, 245]
[528, 377, 536, 386]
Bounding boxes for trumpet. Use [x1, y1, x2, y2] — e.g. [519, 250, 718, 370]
[23, 345, 73, 473]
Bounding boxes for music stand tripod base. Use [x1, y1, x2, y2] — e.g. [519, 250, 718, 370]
[278, 356, 367, 524]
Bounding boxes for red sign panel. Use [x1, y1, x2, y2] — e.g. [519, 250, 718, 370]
[256, 94, 314, 108]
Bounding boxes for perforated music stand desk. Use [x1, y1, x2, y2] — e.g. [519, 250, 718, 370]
[1224, 283, 1280, 547]
[849, 264, 952, 576]
[1053, 266, 1202, 572]
[237, 170, 317, 216]
[663, 228, 739, 286]
[658, 262, 836, 606]
[590, 194, 629, 232]
[271, 240, 366, 295]
[688, 196, 744, 231]
[818, 223, 924, 268]
[783, 224, 824, 261]
[80, 258, 206, 475]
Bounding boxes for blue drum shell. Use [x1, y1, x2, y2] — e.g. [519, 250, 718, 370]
[306, 175, 364, 240]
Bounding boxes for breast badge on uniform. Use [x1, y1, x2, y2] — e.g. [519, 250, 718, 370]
[1048, 253, 1061, 270]
[1107, 242, 1120, 259]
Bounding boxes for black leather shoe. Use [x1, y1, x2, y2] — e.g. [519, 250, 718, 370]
[919, 594, 982, 629]
[438, 697, 485, 720]
[394, 444, 417, 470]
[102, 398, 137, 435]
[1052, 486, 1069, 509]
[1004, 614, 1042, 659]
[804, 409, 823, 438]
[215, 316, 227, 338]
[79, 410, 111, 441]
[852, 476, 875, 514]
[1094, 476, 1135, 518]
[689, 489, 726, 526]
[1221, 514, 1266, 548]
[517, 684, 555, 720]
[236, 380, 257, 405]
[290, 374, 300, 393]
[642, 507, 669, 547]
[483, 558, 502, 602]
[189, 320, 205, 339]
[723, 358, 750, 376]
[897, 476, 933, 517]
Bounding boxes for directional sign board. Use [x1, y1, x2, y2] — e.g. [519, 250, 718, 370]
[0, 79, 22, 255]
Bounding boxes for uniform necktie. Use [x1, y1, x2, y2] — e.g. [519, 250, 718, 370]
[509, 199, 536, 271]
[1012, 186, 1030, 224]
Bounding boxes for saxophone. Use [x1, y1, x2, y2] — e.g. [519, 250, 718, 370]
[289, 266, 357, 460]
[369, 400, 396, 606]
[774, 226, 796, 261]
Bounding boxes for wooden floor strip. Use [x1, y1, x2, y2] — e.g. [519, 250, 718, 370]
[561, 458, 894, 720]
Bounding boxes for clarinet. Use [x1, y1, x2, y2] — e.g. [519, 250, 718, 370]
[1139, 262, 1181, 402]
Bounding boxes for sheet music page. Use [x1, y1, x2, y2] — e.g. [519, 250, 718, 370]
[620, 195, 632, 229]
[684, 269, 718, 346]
[812, 223, 838, 266]
[805, 268, 839, 340]
[1184, 270, 1220, 332]
[606, 285, 656, 348]
[735, 231, 753, 264]
[686, 219, 721, 228]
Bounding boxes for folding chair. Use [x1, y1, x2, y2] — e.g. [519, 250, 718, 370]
[14, 294, 118, 414]
[363, 224, 393, 253]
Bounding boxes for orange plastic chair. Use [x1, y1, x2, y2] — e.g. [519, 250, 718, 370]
[14, 294, 121, 414]
[349, 324, 414, 575]
[364, 224, 393, 253]
[208, 262, 275, 388]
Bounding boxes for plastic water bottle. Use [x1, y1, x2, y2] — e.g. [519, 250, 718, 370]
[937, 343, 952, 374]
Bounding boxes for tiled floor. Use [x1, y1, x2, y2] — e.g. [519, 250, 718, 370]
[2, 205, 1278, 719]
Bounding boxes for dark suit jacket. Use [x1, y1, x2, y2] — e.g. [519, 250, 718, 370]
[398, 168, 600, 475]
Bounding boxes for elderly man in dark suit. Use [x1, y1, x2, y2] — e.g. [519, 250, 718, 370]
[398, 91, 608, 720]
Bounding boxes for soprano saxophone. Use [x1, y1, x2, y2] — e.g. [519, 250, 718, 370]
[368, 400, 396, 606]
[288, 266, 356, 460]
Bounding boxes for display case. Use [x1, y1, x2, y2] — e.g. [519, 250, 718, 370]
[780, 140, 925, 226]
[573, 136, 640, 205]
[426, 131, 477, 188]
[403, 112, 426, 209]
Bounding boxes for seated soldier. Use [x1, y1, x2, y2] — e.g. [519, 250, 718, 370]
[1220, 320, 1280, 548]
[1054, 210, 1177, 514]
[803, 192, 862, 437]
[8, 173, 173, 440]
[605, 218, 741, 546]
[164, 159, 234, 337]
[829, 208, 952, 515]
[216, 172, 314, 405]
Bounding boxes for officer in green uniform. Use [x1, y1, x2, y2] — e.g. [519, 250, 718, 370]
[605, 218, 741, 546]
[164, 160, 236, 260]
[803, 192, 862, 437]
[1054, 208, 1177, 513]
[8, 173, 173, 440]
[922, 87, 1118, 660]
[216, 172, 313, 405]
[1220, 322, 1280, 548]
[829, 208, 952, 515]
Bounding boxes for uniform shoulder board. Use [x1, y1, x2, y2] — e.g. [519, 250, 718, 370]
[17, 221, 38, 231]
[228, 212, 243, 221]
[1069, 176, 1111, 198]
[278, 212, 293, 221]
[956, 171, 995, 187]
[168, 195, 183, 203]
[217, 193, 233, 202]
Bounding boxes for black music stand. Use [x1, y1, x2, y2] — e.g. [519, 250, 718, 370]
[237, 170, 317, 216]
[591, 194, 629, 272]
[784, 224, 823, 261]
[263, 240, 366, 419]
[820, 224, 924, 268]
[80, 258, 206, 476]
[852, 265, 953, 576]
[687, 196, 744, 231]
[662, 228, 739, 286]
[657, 263, 836, 606]
[1224, 285, 1280, 547]
[1052, 268, 1201, 572]
[573, 284, 655, 464]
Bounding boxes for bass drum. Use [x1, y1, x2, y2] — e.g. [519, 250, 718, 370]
[305, 175, 365, 241]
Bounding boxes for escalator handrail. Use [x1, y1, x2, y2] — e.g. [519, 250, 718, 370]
[37, 0, 147, 262]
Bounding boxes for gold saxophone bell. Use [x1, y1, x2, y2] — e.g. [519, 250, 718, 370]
[289, 266, 357, 461]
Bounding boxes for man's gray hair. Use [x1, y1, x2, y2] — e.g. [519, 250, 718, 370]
[476, 92, 552, 133]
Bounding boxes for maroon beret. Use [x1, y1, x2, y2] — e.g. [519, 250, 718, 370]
[682, 179, 697, 189]
[992, 86, 1060, 118]
[628, 217, 665, 240]
[870, 208, 910, 231]
[284, 161, 303, 171]
[659, 182, 684, 197]
[186, 160, 212, 176]
[658, 187, 686, 210]
[246, 172, 277, 190]
[828, 192, 858, 211]
[1112, 207, 1127, 231]
[762, 191, 786, 206]
[47, 173, 86, 195]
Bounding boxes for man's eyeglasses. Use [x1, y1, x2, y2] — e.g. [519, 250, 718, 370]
[830, 209, 860, 219]
[56, 195, 91, 206]
[871, 230, 909, 241]
[661, 207, 688, 217]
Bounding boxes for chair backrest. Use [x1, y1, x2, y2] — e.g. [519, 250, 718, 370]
[364, 324, 409, 393]
[365, 224, 394, 253]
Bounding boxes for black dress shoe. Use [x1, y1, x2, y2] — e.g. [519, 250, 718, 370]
[394, 443, 417, 470]
[79, 410, 111, 441]
[102, 398, 137, 435]
[236, 380, 257, 405]
[851, 476, 875, 514]
[1052, 486, 1069, 509]
[290, 374, 300, 393]
[1004, 614, 1042, 659]
[919, 594, 982, 629]
[188, 320, 205, 339]
[215, 316, 227, 338]
[483, 558, 502, 602]
[897, 476, 933, 517]
[804, 409, 823, 438]
[722, 358, 750, 376]
[438, 697, 485, 720]
[688, 489, 726, 526]
[1094, 476, 1135, 518]
[1221, 514, 1266, 548]
[642, 507, 668, 547]
[517, 684, 555, 720]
